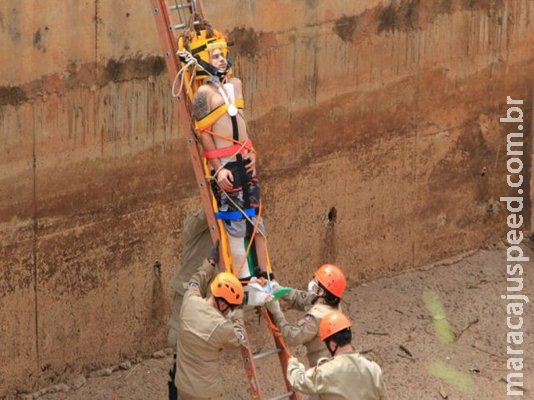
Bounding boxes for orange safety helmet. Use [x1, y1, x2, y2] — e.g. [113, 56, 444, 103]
[314, 264, 346, 298]
[319, 311, 352, 341]
[210, 272, 244, 305]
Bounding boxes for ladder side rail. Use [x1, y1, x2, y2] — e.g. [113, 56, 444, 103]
[241, 330, 262, 400]
[151, 0, 220, 244]
[262, 309, 299, 400]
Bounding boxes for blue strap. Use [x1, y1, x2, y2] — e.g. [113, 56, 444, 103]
[215, 208, 257, 221]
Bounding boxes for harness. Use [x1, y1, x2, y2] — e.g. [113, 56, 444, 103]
[176, 28, 269, 279]
[195, 98, 245, 131]
[202, 80, 260, 270]
[196, 80, 256, 220]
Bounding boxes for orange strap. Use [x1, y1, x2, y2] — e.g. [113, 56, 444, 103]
[262, 308, 290, 354]
[199, 128, 256, 151]
[203, 138, 253, 159]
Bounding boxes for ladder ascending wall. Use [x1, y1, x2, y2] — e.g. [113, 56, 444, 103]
[150, 1, 298, 399]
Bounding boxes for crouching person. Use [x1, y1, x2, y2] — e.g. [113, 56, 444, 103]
[176, 248, 246, 399]
[266, 264, 347, 366]
[287, 311, 389, 400]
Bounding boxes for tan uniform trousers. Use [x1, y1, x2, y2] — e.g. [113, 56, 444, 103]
[167, 209, 212, 348]
[176, 391, 222, 400]
[287, 351, 388, 400]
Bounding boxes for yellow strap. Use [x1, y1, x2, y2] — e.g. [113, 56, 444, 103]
[195, 104, 226, 130]
[195, 98, 245, 130]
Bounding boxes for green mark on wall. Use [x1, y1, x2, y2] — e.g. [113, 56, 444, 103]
[423, 290, 455, 345]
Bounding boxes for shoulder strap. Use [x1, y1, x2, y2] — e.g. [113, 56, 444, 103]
[195, 99, 244, 131]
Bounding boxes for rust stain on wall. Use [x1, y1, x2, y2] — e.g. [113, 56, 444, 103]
[103, 56, 165, 83]
[333, 15, 360, 42]
[463, 0, 505, 12]
[0, 55, 165, 106]
[375, 0, 506, 34]
[32, 27, 48, 52]
[0, 86, 28, 106]
[5, 8, 21, 42]
[228, 27, 261, 58]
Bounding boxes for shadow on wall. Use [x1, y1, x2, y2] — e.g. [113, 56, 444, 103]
[147, 261, 166, 344]
[320, 207, 338, 264]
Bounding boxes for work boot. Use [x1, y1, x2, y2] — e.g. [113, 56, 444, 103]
[168, 355, 178, 400]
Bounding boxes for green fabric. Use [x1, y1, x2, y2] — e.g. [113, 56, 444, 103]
[273, 287, 292, 299]
[243, 236, 255, 275]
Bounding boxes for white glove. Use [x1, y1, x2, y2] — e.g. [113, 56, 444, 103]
[245, 277, 275, 306]
[268, 279, 281, 293]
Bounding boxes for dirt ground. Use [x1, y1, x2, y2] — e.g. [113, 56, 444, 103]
[10, 243, 533, 400]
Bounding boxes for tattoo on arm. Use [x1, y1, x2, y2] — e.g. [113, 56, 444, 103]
[193, 93, 209, 120]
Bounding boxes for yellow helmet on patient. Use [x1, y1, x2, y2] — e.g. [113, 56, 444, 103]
[178, 28, 232, 79]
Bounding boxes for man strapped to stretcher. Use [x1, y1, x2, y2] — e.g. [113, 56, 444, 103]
[179, 21, 271, 282]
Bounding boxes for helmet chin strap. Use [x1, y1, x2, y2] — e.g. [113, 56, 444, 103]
[196, 55, 233, 80]
[215, 298, 226, 312]
[327, 341, 338, 357]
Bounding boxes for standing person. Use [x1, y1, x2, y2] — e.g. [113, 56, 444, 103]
[167, 209, 212, 399]
[168, 209, 212, 348]
[287, 311, 389, 400]
[175, 252, 247, 399]
[266, 264, 347, 366]
[181, 21, 270, 280]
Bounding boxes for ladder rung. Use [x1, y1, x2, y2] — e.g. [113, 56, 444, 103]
[168, 3, 192, 11]
[270, 392, 295, 400]
[253, 348, 281, 360]
[170, 20, 200, 31]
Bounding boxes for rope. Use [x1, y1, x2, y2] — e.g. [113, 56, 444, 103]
[201, 130, 259, 247]
[172, 50, 198, 98]
[237, 200, 263, 276]
[213, 183, 265, 238]
[262, 308, 290, 354]
[199, 128, 256, 153]
[185, 63, 271, 281]
[172, 46, 214, 98]
[209, 175, 268, 278]
[211, 138, 252, 181]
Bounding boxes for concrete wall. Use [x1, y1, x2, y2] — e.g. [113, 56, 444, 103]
[1, 0, 532, 394]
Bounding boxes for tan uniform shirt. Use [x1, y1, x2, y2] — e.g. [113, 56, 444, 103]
[282, 287, 316, 311]
[276, 289, 337, 366]
[175, 259, 246, 398]
[287, 351, 388, 400]
[167, 209, 212, 348]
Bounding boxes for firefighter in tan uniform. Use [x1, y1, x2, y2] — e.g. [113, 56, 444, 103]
[287, 311, 389, 400]
[267, 264, 347, 366]
[167, 209, 212, 399]
[168, 209, 212, 348]
[176, 260, 246, 399]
